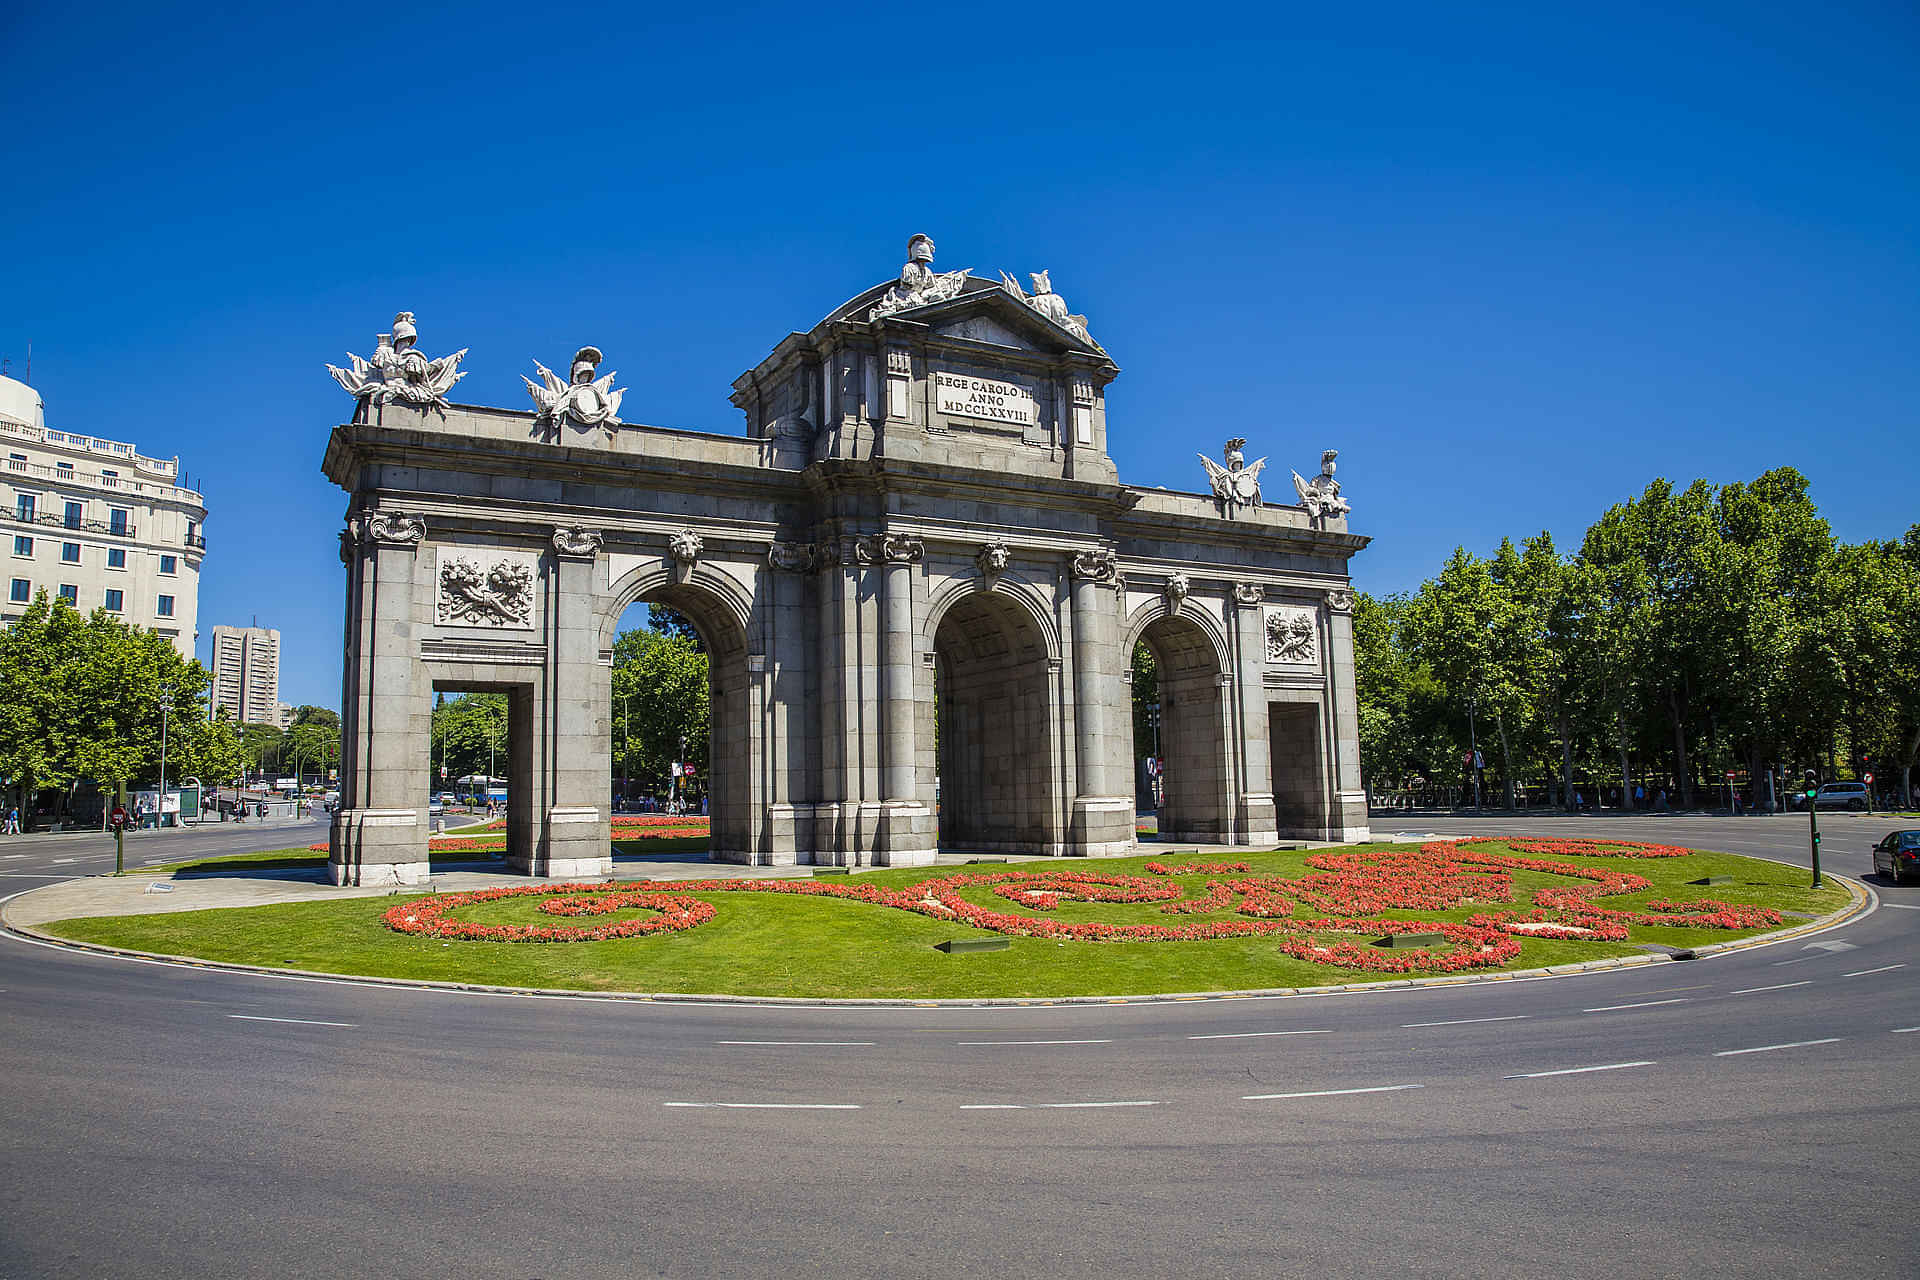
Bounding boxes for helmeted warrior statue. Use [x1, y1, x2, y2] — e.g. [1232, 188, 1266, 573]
[870, 234, 971, 318]
[1199, 437, 1267, 513]
[1291, 449, 1350, 520]
[327, 312, 469, 416]
[526, 346, 626, 434]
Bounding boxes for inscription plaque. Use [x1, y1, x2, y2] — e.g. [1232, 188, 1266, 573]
[933, 370, 1036, 427]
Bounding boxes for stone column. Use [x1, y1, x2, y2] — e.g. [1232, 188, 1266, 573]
[1323, 587, 1371, 841]
[763, 540, 815, 864]
[329, 512, 431, 886]
[531, 525, 612, 878]
[1229, 583, 1281, 845]
[875, 534, 934, 864]
[1067, 549, 1134, 855]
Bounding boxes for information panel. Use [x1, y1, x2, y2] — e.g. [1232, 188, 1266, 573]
[933, 371, 1036, 427]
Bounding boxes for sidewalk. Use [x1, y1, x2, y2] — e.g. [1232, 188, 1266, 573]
[0, 816, 317, 846]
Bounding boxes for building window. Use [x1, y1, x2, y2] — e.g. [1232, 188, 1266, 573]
[56, 461, 73, 474]
[57, 584, 77, 605]
[8, 579, 27, 603]
[159, 554, 176, 574]
[15, 494, 34, 521]
[60, 542, 79, 564]
[64, 501, 83, 529]
[105, 588, 123, 612]
[11, 536, 29, 557]
[156, 594, 174, 618]
[107, 547, 126, 569]
[109, 508, 129, 535]
[186, 520, 198, 546]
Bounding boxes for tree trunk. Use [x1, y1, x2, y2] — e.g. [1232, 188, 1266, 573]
[1668, 686, 1692, 809]
[1903, 724, 1920, 810]
[1615, 708, 1633, 810]
[1747, 743, 1766, 813]
[1560, 713, 1575, 811]
[1495, 712, 1516, 810]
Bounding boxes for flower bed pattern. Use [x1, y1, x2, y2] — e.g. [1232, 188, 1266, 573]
[382, 837, 1783, 972]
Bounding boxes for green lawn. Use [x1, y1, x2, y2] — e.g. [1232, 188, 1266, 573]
[44, 840, 1852, 999]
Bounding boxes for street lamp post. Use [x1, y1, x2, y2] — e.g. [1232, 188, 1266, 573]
[1468, 693, 1482, 811]
[620, 694, 631, 807]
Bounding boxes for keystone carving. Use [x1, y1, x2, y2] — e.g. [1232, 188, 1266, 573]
[1164, 572, 1190, 611]
[551, 526, 604, 558]
[976, 539, 1011, 577]
[668, 529, 703, 565]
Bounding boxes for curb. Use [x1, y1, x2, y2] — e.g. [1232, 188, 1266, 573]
[0, 868, 1873, 1009]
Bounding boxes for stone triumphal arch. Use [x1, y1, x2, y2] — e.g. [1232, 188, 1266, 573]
[323, 240, 1369, 885]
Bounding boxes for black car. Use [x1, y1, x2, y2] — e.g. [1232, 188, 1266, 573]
[1872, 829, 1920, 886]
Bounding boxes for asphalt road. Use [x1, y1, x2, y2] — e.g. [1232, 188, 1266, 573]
[1, 815, 1914, 1278]
[0, 813, 333, 882]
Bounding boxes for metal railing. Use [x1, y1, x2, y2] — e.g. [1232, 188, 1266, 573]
[1, 507, 138, 538]
[1, 454, 202, 505]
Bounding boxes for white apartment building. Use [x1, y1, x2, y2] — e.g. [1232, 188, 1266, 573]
[1, 374, 205, 658]
[210, 625, 281, 726]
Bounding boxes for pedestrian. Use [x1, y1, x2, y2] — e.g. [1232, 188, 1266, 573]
[4, 805, 18, 835]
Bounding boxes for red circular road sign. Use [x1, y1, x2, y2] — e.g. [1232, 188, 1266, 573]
[682, 763, 696, 777]
[1864, 773, 1874, 784]
[1725, 770, 1736, 780]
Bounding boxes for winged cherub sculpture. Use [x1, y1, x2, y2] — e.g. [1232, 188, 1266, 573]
[1199, 437, 1267, 512]
[526, 346, 625, 434]
[1291, 449, 1350, 520]
[327, 312, 468, 414]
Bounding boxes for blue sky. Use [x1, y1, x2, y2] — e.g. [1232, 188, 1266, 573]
[2, 1, 1914, 707]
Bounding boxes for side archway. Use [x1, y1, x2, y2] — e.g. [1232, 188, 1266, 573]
[602, 561, 757, 862]
[1125, 600, 1233, 844]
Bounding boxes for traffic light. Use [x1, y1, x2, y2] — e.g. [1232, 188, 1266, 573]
[1803, 769, 1818, 801]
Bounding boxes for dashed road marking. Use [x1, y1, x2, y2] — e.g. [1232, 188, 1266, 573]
[1584, 998, 1688, 1013]
[1244, 1084, 1423, 1100]
[664, 1102, 860, 1110]
[1187, 1029, 1331, 1040]
[715, 1040, 874, 1047]
[1714, 1038, 1843, 1057]
[1892, 1027, 1920, 1035]
[50, 858, 77, 865]
[1504, 1061, 1654, 1079]
[1403, 1015, 1528, 1028]
[956, 1039, 1112, 1046]
[1731, 981, 1811, 995]
[960, 1100, 1161, 1110]
[1843, 964, 1905, 978]
[227, 1014, 356, 1028]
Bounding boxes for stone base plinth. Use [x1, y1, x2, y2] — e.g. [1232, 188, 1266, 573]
[328, 807, 429, 887]
[1068, 795, 1136, 857]
[508, 855, 614, 879]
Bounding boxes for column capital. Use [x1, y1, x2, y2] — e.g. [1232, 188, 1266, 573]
[357, 511, 425, 548]
[767, 540, 817, 573]
[1070, 548, 1118, 583]
[1230, 581, 1264, 607]
[1323, 586, 1354, 614]
[550, 525, 604, 559]
[855, 533, 923, 565]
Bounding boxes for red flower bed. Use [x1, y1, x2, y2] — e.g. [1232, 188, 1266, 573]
[377, 835, 1785, 973]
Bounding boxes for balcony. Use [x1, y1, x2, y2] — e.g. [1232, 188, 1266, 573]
[186, 532, 207, 550]
[2, 507, 137, 539]
[2, 452, 203, 506]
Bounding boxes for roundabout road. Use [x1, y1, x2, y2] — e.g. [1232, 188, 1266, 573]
[1, 816, 1914, 1278]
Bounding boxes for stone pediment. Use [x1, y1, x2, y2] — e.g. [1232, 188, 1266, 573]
[826, 277, 1109, 361]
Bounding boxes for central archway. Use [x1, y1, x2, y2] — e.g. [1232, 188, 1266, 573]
[933, 589, 1060, 855]
[1131, 610, 1231, 843]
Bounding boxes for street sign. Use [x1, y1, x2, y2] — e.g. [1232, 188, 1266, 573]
[1725, 770, 1735, 781]
[1462, 752, 1472, 767]
[1864, 773, 1874, 784]
[683, 763, 696, 777]
[109, 806, 128, 827]
[1472, 751, 1484, 769]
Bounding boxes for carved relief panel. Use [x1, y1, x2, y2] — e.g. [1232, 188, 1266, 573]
[1262, 604, 1319, 667]
[435, 547, 539, 630]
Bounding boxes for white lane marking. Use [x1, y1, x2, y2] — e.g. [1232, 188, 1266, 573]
[1731, 981, 1812, 995]
[1843, 964, 1905, 978]
[715, 1040, 874, 1047]
[1892, 1027, 1920, 1035]
[1504, 1061, 1654, 1079]
[50, 858, 77, 865]
[1244, 1084, 1423, 1100]
[1714, 1038, 1843, 1057]
[1187, 1029, 1331, 1040]
[2, 854, 26, 860]
[1771, 957, 1812, 966]
[1585, 998, 1688, 1012]
[1881, 903, 1920, 910]
[955, 1039, 1112, 1046]
[663, 1102, 860, 1110]
[959, 1104, 1027, 1110]
[1402, 1015, 1528, 1028]
[227, 1014, 355, 1027]
[1041, 1100, 1159, 1109]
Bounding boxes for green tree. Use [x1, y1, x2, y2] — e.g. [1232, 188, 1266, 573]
[431, 693, 510, 785]
[611, 628, 709, 797]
